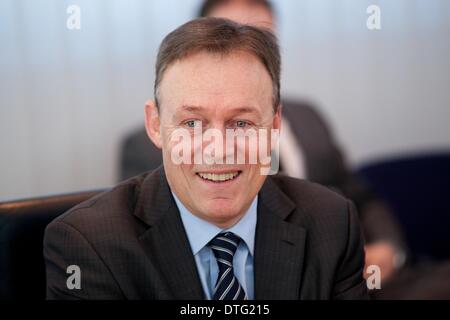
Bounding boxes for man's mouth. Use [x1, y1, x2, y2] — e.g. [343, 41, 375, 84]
[196, 171, 242, 183]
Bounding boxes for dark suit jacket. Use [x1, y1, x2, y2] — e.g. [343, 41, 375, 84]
[119, 99, 407, 251]
[44, 167, 369, 299]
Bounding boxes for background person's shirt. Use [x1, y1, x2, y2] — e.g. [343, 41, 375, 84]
[173, 192, 257, 300]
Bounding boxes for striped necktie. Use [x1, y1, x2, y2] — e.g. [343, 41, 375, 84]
[209, 232, 247, 300]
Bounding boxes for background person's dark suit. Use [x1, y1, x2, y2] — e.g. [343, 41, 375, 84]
[44, 167, 369, 299]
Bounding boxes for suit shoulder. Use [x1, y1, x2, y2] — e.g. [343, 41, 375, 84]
[267, 174, 355, 238]
[46, 172, 151, 235]
[270, 174, 349, 210]
[282, 99, 334, 135]
[282, 99, 323, 120]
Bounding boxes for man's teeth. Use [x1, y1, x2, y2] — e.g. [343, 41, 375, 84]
[197, 172, 239, 182]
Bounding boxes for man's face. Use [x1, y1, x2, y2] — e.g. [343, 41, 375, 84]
[146, 51, 280, 227]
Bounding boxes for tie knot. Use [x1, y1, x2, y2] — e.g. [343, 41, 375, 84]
[209, 232, 241, 268]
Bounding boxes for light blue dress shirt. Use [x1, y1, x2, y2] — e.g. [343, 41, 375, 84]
[173, 193, 257, 300]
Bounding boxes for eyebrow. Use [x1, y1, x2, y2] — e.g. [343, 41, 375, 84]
[172, 105, 204, 120]
[180, 105, 203, 112]
[228, 106, 260, 115]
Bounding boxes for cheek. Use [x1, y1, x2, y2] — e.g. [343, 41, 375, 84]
[246, 166, 266, 186]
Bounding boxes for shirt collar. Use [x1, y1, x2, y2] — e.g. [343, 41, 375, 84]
[173, 192, 257, 256]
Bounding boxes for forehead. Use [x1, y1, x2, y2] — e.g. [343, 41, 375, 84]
[158, 51, 273, 114]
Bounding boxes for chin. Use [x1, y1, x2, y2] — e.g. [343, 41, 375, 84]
[201, 199, 243, 223]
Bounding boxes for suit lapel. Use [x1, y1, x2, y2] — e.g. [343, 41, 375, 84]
[254, 177, 307, 299]
[134, 167, 204, 299]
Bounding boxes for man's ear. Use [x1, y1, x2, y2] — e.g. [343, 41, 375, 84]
[144, 100, 163, 149]
[273, 103, 282, 130]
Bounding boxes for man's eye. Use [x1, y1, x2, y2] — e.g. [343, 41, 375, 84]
[236, 120, 248, 128]
[185, 120, 201, 128]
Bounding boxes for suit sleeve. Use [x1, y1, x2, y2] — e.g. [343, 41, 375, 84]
[332, 200, 370, 300]
[44, 220, 124, 299]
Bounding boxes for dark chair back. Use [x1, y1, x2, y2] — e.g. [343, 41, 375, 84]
[357, 153, 450, 261]
[0, 190, 101, 299]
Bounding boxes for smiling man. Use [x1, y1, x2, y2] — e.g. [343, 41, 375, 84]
[44, 18, 369, 300]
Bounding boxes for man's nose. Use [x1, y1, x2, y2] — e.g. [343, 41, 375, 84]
[199, 123, 232, 164]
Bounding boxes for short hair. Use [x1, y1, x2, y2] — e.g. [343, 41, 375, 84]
[198, 0, 274, 18]
[154, 17, 281, 111]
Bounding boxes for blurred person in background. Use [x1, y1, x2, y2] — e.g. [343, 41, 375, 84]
[120, 0, 450, 298]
